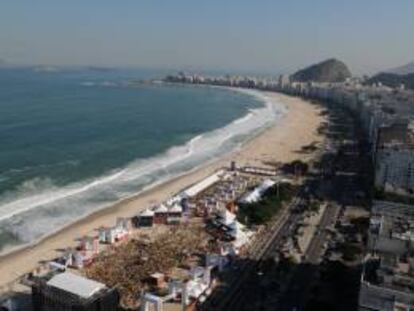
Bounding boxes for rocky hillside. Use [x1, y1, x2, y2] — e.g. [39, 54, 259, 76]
[290, 58, 351, 83]
[386, 61, 414, 75]
[368, 72, 414, 90]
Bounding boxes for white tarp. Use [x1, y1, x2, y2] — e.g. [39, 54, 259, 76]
[182, 170, 223, 198]
[239, 179, 275, 204]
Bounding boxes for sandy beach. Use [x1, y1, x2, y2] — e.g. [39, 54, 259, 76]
[0, 90, 324, 291]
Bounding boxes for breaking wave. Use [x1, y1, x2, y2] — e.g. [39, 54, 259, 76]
[0, 88, 287, 254]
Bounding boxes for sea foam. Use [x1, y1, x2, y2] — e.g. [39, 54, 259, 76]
[0, 88, 286, 253]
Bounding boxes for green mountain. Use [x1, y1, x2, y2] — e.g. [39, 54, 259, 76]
[291, 58, 351, 83]
[387, 61, 414, 75]
[368, 72, 414, 90]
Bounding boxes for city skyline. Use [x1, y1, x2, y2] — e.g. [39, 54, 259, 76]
[1, 1, 414, 75]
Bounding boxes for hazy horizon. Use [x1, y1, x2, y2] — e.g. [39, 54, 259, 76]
[1, 1, 414, 75]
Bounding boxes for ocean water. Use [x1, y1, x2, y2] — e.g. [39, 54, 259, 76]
[0, 67, 285, 253]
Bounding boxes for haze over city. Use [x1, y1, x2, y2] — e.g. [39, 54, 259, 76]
[1, 0, 414, 74]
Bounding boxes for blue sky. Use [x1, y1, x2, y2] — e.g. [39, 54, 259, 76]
[1, 0, 413, 74]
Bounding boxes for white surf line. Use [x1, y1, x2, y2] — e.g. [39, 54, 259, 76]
[0, 87, 285, 225]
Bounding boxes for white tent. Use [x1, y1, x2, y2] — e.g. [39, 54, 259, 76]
[154, 204, 168, 213]
[218, 209, 236, 227]
[228, 220, 253, 249]
[169, 203, 183, 213]
[239, 179, 275, 204]
[140, 209, 155, 217]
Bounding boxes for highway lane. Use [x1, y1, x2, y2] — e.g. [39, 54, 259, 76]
[305, 204, 339, 264]
[221, 198, 305, 310]
[276, 203, 340, 311]
[201, 194, 305, 311]
[219, 190, 340, 310]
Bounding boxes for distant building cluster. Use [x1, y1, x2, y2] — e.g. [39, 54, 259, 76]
[275, 76, 414, 311]
[164, 71, 280, 90]
[359, 201, 414, 310]
[277, 77, 414, 198]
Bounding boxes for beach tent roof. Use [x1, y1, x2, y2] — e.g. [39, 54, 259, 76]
[218, 209, 236, 226]
[150, 272, 165, 279]
[141, 209, 155, 217]
[166, 195, 182, 205]
[169, 203, 183, 213]
[154, 203, 168, 213]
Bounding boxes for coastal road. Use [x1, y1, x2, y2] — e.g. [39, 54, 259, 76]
[206, 169, 341, 310]
[212, 196, 306, 310]
[275, 112, 361, 310]
[201, 193, 305, 310]
[276, 203, 340, 311]
[305, 203, 339, 264]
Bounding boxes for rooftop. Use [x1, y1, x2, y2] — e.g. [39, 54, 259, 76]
[363, 201, 414, 297]
[46, 272, 107, 299]
[182, 170, 223, 198]
[377, 122, 414, 148]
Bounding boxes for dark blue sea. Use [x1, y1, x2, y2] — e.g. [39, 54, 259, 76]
[0, 67, 284, 252]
